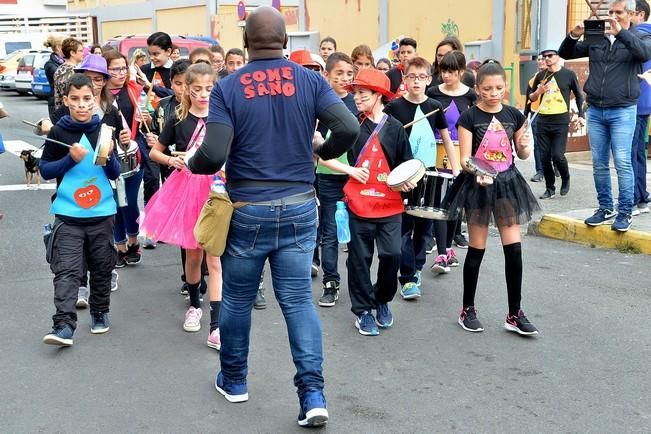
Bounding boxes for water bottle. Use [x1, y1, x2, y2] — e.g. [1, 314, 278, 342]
[335, 201, 351, 243]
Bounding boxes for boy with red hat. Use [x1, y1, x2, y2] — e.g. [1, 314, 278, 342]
[343, 68, 414, 336]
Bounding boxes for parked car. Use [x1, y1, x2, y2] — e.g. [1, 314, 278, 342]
[105, 34, 210, 60]
[31, 67, 51, 99]
[15, 50, 51, 95]
[0, 49, 26, 90]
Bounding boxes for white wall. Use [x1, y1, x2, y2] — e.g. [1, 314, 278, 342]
[0, 0, 67, 17]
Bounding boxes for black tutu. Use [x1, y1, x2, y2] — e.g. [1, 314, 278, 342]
[443, 165, 541, 227]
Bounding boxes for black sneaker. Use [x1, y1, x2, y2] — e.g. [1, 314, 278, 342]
[126, 243, 142, 265]
[453, 233, 469, 249]
[504, 310, 539, 336]
[318, 281, 339, 307]
[539, 188, 555, 199]
[584, 208, 616, 226]
[115, 250, 128, 268]
[43, 324, 74, 346]
[458, 306, 484, 332]
[530, 172, 543, 182]
[560, 178, 570, 196]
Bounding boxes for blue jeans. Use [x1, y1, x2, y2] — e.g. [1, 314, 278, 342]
[317, 175, 347, 284]
[631, 114, 650, 205]
[113, 169, 143, 244]
[586, 105, 636, 215]
[219, 197, 324, 394]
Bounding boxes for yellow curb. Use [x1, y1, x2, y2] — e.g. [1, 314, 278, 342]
[529, 214, 651, 255]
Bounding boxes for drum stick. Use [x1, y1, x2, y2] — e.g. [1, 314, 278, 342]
[22, 119, 41, 128]
[403, 108, 440, 129]
[41, 136, 72, 149]
[127, 88, 152, 134]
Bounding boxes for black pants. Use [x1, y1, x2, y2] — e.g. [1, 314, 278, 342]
[537, 121, 570, 190]
[50, 217, 116, 329]
[347, 213, 401, 315]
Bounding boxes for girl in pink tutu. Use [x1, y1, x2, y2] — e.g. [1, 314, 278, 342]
[142, 63, 222, 347]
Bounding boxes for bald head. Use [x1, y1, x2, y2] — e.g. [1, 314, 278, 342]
[244, 6, 287, 53]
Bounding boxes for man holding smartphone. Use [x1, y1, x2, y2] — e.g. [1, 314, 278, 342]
[559, 0, 651, 232]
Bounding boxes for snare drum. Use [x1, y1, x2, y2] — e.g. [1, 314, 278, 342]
[93, 124, 115, 166]
[405, 170, 455, 220]
[387, 159, 426, 190]
[117, 140, 140, 177]
[436, 141, 460, 170]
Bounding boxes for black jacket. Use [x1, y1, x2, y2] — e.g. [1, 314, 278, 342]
[558, 26, 651, 108]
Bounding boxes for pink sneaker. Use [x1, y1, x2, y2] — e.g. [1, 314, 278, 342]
[430, 254, 450, 274]
[446, 248, 459, 267]
[183, 307, 202, 332]
[207, 329, 221, 351]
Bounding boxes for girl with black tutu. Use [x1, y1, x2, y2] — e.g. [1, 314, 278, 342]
[445, 60, 540, 336]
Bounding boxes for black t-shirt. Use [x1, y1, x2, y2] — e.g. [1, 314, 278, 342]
[347, 115, 413, 170]
[140, 63, 172, 89]
[158, 112, 207, 153]
[113, 86, 135, 130]
[384, 97, 448, 137]
[426, 86, 477, 113]
[458, 105, 525, 156]
[386, 67, 404, 94]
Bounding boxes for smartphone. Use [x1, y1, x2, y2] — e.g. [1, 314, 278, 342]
[584, 19, 605, 44]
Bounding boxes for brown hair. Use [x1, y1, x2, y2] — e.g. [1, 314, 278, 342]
[176, 63, 215, 122]
[209, 44, 225, 56]
[405, 56, 432, 74]
[103, 49, 130, 83]
[351, 44, 374, 66]
[61, 37, 83, 60]
[189, 47, 212, 64]
[325, 52, 353, 73]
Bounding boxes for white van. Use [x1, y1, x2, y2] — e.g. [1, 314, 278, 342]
[0, 33, 48, 60]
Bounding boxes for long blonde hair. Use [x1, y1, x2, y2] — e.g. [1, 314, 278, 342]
[176, 63, 215, 122]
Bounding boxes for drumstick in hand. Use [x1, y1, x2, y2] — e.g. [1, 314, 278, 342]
[403, 108, 440, 129]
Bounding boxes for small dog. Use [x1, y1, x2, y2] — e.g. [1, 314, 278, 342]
[19, 150, 41, 189]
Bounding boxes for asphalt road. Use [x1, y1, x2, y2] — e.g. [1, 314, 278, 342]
[1, 92, 650, 433]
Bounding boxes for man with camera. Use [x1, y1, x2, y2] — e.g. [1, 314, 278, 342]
[559, 0, 651, 231]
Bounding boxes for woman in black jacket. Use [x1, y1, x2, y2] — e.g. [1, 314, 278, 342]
[43, 35, 65, 119]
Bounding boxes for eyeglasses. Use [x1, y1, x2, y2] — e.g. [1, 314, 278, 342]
[405, 73, 431, 81]
[108, 67, 128, 74]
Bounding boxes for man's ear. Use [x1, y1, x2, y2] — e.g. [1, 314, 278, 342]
[283, 34, 288, 50]
[243, 32, 249, 49]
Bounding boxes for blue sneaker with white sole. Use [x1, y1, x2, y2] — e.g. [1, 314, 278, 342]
[400, 282, 421, 300]
[43, 324, 74, 346]
[298, 389, 329, 427]
[355, 311, 379, 336]
[375, 303, 393, 328]
[215, 371, 248, 403]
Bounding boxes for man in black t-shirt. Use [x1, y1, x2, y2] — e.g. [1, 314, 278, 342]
[529, 49, 584, 199]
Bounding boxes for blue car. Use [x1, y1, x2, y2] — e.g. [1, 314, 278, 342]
[31, 67, 51, 100]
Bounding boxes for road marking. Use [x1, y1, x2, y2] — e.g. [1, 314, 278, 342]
[2, 140, 43, 158]
[0, 183, 55, 191]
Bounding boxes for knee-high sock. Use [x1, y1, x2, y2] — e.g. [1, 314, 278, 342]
[187, 281, 201, 309]
[210, 301, 221, 332]
[503, 242, 522, 315]
[463, 247, 485, 308]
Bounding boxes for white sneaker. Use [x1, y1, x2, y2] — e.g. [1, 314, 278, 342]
[110, 270, 119, 292]
[183, 307, 202, 332]
[76, 287, 89, 308]
[637, 204, 650, 214]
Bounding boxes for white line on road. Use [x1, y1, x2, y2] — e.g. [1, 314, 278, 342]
[0, 184, 55, 191]
[2, 140, 43, 158]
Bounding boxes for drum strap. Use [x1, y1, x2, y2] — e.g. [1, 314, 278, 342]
[355, 114, 388, 166]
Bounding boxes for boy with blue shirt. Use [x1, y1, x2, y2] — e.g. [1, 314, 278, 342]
[40, 74, 120, 346]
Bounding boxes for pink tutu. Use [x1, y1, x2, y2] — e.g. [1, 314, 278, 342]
[139, 168, 213, 249]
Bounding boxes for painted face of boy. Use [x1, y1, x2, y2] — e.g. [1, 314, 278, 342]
[64, 85, 95, 122]
[326, 60, 354, 96]
[353, 87, 380, 113]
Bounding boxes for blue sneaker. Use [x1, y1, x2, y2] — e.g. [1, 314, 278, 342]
[355, 311, 379, 336]
[611, 213, 632, 232]
[215, 371, 248, 403]
[375, 303, 393, 328]
[400, 282, 421, 300]
[584, 208, 616, 226]
[43, 324, 74, 346]
[90, 311, 110, 334]
[298, 389, 329, 427]
[415, 270, 422, 287]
